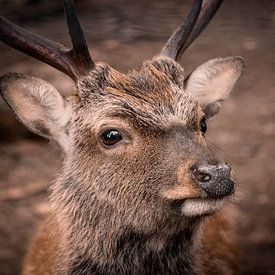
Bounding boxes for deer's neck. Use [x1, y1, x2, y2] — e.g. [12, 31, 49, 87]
[65, 225, 197, 275]
[52, 176, 200, 274]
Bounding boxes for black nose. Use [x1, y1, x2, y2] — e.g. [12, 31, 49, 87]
[191, 164, 235, 198]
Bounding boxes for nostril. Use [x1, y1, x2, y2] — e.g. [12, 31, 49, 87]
[191, 163, 235, 199]
[193, 169, 212, 183]
[201, 173, 211, 182]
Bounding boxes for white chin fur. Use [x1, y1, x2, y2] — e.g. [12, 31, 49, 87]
[181, 198, 225, 217]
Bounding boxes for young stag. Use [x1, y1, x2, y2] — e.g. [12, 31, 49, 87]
[0, 0, 244, 274]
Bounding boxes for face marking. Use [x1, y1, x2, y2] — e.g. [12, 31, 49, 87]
[181, 198, 226, 217]
[161, 160, 201, 200]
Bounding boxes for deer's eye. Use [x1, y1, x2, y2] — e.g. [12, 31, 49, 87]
[100, 129, 123, 146]
[200, 118, 207, 135]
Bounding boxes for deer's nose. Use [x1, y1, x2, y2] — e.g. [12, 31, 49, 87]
[191, 164, 235, 199]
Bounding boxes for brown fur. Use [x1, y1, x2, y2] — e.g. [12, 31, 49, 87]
[0, 55, 243, 274]
[195, 211, 238, 274]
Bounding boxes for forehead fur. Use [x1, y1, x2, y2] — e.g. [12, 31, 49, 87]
[75, 56, 200, 129]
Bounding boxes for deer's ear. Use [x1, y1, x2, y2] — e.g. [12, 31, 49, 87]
[185, 57, 244, 118]
[0, 73, 72, 151]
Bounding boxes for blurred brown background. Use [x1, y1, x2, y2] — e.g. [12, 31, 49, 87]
[0, 0, 275, 274]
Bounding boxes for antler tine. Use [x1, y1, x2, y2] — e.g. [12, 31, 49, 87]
[63, 0, 94, 74]
[181, 0, 223, 54]
[160, 0, 202, 61]
[161, 0, 224, 61]
[0, 0, 94, 81]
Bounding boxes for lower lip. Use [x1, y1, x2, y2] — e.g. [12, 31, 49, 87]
[180, 198, 226, 217]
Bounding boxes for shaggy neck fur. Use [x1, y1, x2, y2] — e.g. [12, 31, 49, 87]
[68, 228, 196, 275]
[52, 175, 202, 275]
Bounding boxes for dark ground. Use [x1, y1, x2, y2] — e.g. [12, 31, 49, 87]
[0, 0, 275, 274]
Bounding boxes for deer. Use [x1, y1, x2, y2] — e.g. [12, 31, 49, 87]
[0, 0, 244, 274]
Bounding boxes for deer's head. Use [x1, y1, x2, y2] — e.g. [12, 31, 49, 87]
[0, 0, 244, 232]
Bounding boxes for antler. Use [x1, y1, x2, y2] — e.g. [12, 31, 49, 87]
[161, 0, 223, 61]
[0, 0, 94, 81]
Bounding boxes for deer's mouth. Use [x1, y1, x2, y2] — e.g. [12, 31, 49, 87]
[169, 195, 228, 217]
[180, 197, 226, 217]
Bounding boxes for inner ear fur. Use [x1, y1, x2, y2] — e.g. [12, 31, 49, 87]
[185, 56, 245, 118]
[0, 73, 72, 150]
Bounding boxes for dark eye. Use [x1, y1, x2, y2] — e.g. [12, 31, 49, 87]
[100, 129, 123, 146]
[200, 118, 207, 135]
